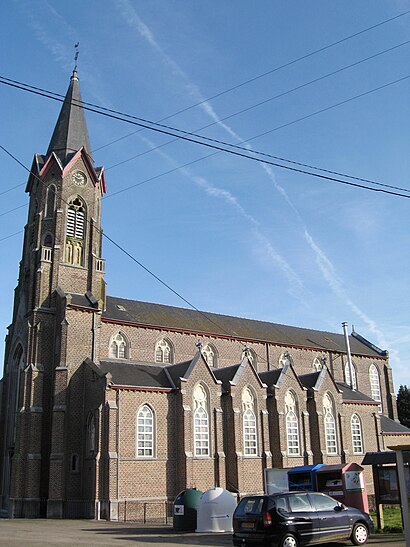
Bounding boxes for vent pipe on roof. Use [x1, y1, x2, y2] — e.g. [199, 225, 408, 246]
[342, 321, 355, 390]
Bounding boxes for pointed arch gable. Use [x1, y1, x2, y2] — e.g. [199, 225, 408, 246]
[232, 355, 266, 389]
[181, 351, 220, 386]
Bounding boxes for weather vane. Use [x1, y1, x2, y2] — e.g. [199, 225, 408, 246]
[74, 42, 80, 69]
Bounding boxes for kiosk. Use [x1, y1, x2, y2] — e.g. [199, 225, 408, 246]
[287, 464, 325, 491]
[315, 463, 368, 513]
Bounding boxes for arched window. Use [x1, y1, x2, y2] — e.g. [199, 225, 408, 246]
[313, 357, 323, 371]
[351, 414, 363, 454]
[243, 348, 258, 370]
[13, 345, 25, 412]
[193, 384, 209, 456]
[137, 405, 154, 458]
[86, 413, 96, 455]
[109, 333, 128, 359]
[242, 387, 257, 456]
[45, 184, 56, 218]
[279, 352, 292, 367]
[344, 361, 357, 390]
[67, 197, 85, 239]
[30, 200, 38, 246]
[65, 197, 85, 265]
[285, 390, 300, 455]
[202, 344, 217, 368]
[323, 393, 337, 455]
[155, 339, 173, 363]
[369, 364, 382, 413]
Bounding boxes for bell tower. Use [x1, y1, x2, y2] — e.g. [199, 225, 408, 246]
[0, 69, 106, 518]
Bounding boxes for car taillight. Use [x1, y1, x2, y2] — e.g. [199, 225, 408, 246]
[263, 511, 272, 526]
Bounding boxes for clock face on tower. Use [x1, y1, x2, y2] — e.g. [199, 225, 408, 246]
[71, 170, 87, 186]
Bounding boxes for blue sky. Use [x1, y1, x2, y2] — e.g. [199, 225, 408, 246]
[1, 1, 409, 391]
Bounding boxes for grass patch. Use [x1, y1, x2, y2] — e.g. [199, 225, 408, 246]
[370, 506, 403, 533]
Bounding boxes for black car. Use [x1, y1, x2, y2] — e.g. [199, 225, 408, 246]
[232, 491, 374, 547]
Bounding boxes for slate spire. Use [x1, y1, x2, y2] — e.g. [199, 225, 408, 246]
[46, 69, 92, 163]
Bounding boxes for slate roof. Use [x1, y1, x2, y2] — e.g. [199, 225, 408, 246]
[380, 415, 410, 434]
[362, 451, 410, 465]
[213, 364, 241, 388]
[98, 360, 173, 389]
[102, 295, 385, 358]
[259, 368, 285, 387]
[47, 69, 92, 164]
[299, 371, 321, 390]
[336, 382, 379, 404]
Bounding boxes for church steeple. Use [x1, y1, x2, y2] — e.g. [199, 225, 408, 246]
[46, 69, 92, 164]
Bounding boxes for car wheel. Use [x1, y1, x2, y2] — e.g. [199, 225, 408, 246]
[279, 533, 299, 547]
[351, 522, 369, 545]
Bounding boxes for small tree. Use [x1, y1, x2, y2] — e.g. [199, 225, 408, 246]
[397, 385, 410, 428]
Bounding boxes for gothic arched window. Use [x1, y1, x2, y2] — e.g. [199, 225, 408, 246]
[137, 405, 155, 458]
[323, 393, 337, 455]
[86, 413, 96, 455]
[242, 387, 257, 456]
[155, 339, 173, 363]
[285, 390, 300, 455]
[65, 197, 85, 265]
[202, 344, 217, 368]
[243, 348, 258, 370]
[344, 361, 357, 389]
[193, 384, 210, 457]
[369, 364, 382, 413]
[45, 184, 56, 218]
[351, 413, 363, 454]
[109, 333, 128, 359]
[279, 352, 292, 367]
[313, 357, 323, 371]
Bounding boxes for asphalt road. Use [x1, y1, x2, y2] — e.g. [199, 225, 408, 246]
[0, 521, 405, 547]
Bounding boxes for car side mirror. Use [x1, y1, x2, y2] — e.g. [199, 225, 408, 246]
[334, 504, 343, 512]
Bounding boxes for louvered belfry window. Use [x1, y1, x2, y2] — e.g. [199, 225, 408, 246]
[65, 197, 85, 265]
[67, 198, 85, 239]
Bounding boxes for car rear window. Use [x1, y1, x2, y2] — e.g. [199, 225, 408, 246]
[236, 497, 264, 517]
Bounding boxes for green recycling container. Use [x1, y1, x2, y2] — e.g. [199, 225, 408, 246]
[173, 488, 203, 531]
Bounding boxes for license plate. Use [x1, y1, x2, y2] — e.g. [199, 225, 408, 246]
[242, 522, 254, 529]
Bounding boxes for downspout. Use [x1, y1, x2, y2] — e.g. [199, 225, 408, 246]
[342, 322, 355, 390]
[116, 390, 120, 503]
[91, 311, 96, 362]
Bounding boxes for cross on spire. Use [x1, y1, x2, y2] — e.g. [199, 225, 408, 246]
[74, 42, 80, 69]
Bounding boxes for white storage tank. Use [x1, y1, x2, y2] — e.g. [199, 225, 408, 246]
[196, 487, 237, 533]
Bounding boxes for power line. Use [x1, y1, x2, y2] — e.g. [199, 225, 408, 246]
[93, 9, 410, 152]
[0, 144, 269, 364]
[2, 75, 410, 199]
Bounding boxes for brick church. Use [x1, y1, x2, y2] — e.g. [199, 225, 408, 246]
[0, 70, 409, 520]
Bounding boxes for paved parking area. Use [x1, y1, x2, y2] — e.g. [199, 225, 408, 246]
[0, 520, 405, 547]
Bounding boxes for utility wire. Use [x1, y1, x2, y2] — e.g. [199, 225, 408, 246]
[95, 7, 410, 152]
[1, 75, 410, 199]
[3, 38, 410, 196]
[93, 10, 410, 152]
[0, 144, 268, 363]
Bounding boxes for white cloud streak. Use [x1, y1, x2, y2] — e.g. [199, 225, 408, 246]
[116, 0, 387, 347]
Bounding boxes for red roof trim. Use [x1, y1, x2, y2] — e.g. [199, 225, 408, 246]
[382, 432, 410, 436]
[101, 317, 386, 358]
[342, 399, 379, 406]
[62, 148, 97, 183]
[110, 385, 174, 393]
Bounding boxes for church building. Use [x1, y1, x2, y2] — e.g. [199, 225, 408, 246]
[0, 70, 409, 520]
